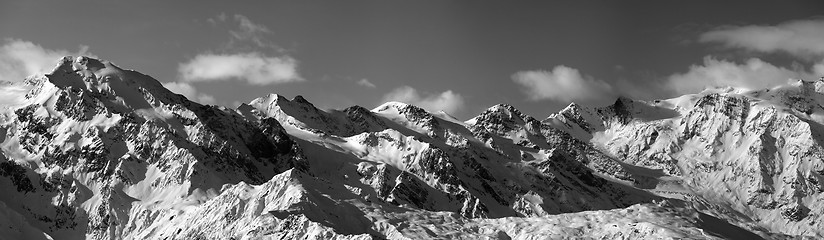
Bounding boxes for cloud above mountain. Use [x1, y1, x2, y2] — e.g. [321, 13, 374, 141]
[700, 18, 824, 60]
[666, 19, 824, 95]
[512, 66, 617, 104]
[382, 86, 465, 113]
[179, 14, 301, 85]
[356, 79, 376, 88]
[666, 56, 824, 94]
[0, 39, 93, 82]
[178, 53, 301, 85]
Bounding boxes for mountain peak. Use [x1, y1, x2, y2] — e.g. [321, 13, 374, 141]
[251, 94, 318, 110]
[20, 55, 189, 115]
[372, 101, 414, 112]
[560, 102, 581, 114]
[292, 95, 312, 105]
[468, 103, 542, 141]
[47, 56, 135, 88]
[475, 103, 534, 123]
[487, 103, 520, 114]
[254, 93, 288, 105]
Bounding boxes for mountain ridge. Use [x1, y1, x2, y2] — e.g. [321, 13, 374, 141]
[1, 56, 821, 239]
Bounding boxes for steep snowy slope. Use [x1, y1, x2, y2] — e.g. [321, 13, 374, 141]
[241, 96, 660, 220]
[0, 56, 304, 239]
[549, 80, 824, 237]
[239, 93, 387, 137]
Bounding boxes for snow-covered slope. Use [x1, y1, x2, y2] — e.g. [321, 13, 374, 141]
[548, 80, 824, 237]
[243, 97, 658, 220]
[0, 56, 304, 239]
[1, 56, 816, 239]
[239, 93, 387, 137]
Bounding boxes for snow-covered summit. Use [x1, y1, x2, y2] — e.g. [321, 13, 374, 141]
[0, 56, 306, 239]
[241, 93, 387, 137]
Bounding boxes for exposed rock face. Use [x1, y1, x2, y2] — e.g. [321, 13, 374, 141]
[0, 56, 819, 239]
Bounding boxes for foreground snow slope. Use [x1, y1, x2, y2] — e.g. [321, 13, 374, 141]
[128, 166, 744, 239]
[0, 56, 815, 239]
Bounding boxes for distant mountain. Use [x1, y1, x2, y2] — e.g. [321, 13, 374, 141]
[0, 56, 820, 239]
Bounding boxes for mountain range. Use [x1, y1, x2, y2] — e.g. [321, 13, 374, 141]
[1, 56, 822, 239]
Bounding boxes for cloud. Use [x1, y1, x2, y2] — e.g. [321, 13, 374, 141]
[356, 78, 376, 88]
[512, 66, 616, 103]
[182, 14, 301, 85]
[206, 13, 228, 25]
[382, 86, 465, 113]
[0, 39, 93, 82]
[178, 53, 302, 85]
[666, 56, 823, 94]
[162, 82, 217, 105]
[230, 14, 274, 48]
[700, 18, 824, 59]
[207, 13, 275, 49]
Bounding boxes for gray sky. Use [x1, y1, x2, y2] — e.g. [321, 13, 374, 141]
[2, 0, 823, 119]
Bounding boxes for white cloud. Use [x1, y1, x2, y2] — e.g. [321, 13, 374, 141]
[382, 86, 465, 113]
[0, 39, 93, 82]
[512, 65, 616, 103]
[356, 78, 376, 88]
[182, 14, 301, 85]
[162, 81, 217, 105]
[178, 53, 302, 85]
[700, 18, 824, 59]
[666, 56, 822, 94]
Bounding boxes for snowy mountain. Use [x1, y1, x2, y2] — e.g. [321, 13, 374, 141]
[573, 81, 824, 237]
[0, 56, 821, 239]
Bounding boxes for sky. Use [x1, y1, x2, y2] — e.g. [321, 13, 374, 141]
[1, 0, 824, 120]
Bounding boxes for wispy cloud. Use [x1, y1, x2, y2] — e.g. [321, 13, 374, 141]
[665, 18, 824, 95]
[356, 78, 376, 88]
[700, 18, 824, 60]
[382, 86, 465, 114]
[512, 66, 616, 104]
[230, 14, 275, 49]
[208, 13, 277, 50]
[179, 14, 302, 85]
[666, 56, 824, 94]
[206, 13, 228, 25]
[178, 53, 301, 85]
[0, 39, 93, 82]
[162, 81, 217, 105]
